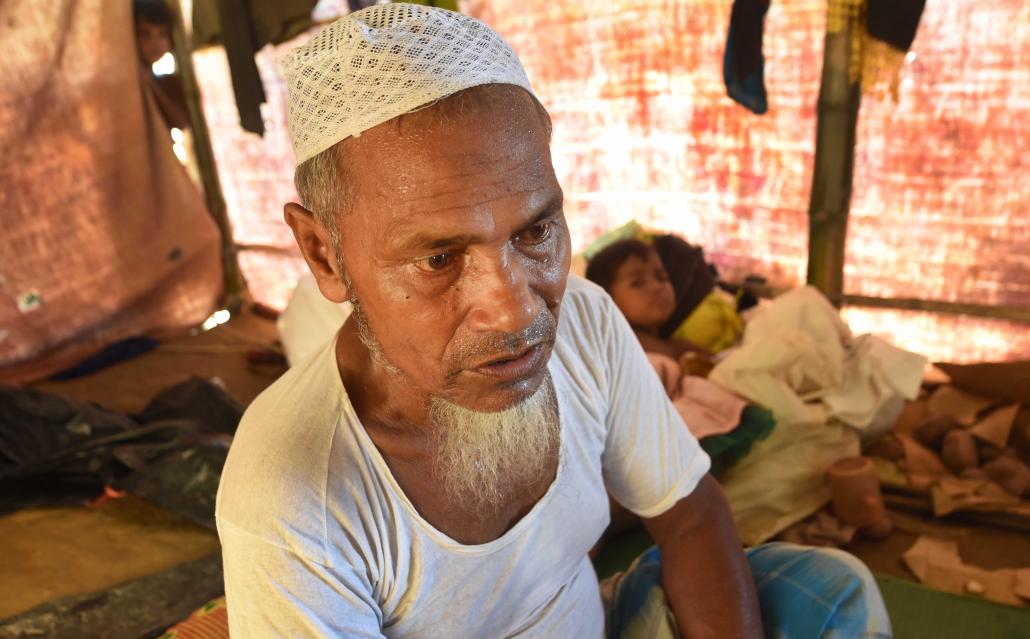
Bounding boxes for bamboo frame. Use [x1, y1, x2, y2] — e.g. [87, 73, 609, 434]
[837, 294, 1030, 324]
[167, 0, 244, 298]
[804, 10, 1026, 327]
[806, 13, 861, 304]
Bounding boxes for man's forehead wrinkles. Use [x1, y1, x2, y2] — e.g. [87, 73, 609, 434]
[384, 151, 549, 200]
[382, 186, 554, 241]
[392, 169, 547, 208]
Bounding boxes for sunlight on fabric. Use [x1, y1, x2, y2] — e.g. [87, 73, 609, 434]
[152, 51, 175, 76]
[201, 309, 231, 332]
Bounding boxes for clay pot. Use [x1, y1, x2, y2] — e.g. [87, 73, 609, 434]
[983, 457, 1030, 498]
[827, 457, 893, 539]
[941, 430, 979, 474]
[914, 415, 961, 448]
[960, 467, 989, 480]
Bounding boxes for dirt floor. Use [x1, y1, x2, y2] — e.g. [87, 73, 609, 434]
[0, 310, 286, 620]
[0, 496, 219, 619]
[31, 310, 285, 414]
[848, 509, 1030, 580]
[3, 307, 1028, 622]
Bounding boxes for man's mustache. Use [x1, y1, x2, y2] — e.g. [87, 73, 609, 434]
[447, 311, 557, 373]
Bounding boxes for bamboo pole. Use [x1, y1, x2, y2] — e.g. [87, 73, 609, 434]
[838, 294, 1030, 324]
[806, 8, 862, 304]
[168, 0, 244, 299]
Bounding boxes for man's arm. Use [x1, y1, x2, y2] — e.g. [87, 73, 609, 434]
[642, 475, 762, 639]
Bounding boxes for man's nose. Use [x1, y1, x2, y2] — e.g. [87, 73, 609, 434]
[464, 249, 540, 336]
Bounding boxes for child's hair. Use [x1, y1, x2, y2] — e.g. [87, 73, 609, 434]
[134, 0, 174, 26]
[584, 238, 655, 291]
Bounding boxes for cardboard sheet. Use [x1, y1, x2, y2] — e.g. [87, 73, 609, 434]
[903, 536, 1030, 606]
[936, 361, 1030, 405]
[926, 386, 995, 426]
[969, 404, 1020, 448]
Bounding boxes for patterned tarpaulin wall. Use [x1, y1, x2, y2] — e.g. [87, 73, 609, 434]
[0, 0, 223, 383]
[196, 0, 1029, 363]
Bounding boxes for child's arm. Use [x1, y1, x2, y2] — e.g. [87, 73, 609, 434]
[633, 330, 710, 360]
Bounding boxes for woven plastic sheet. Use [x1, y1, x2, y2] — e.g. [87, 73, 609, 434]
[0, 0, 223, 383]
[462, 0, 1028, 363]
[196, 0, 1027, 362]
[193, 36, 310, 310]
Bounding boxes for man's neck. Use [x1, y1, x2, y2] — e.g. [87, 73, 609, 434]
[332, 319, 560, 545]
[335, 317, 434, 442]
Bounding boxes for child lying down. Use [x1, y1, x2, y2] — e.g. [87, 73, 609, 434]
[584, 238, 712, 361]
[585, 239, 770, 445]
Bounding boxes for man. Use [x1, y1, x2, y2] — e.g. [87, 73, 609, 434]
[216, 5, 891, 637]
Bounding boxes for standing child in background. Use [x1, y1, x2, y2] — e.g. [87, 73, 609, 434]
[134, 0, 189, 130]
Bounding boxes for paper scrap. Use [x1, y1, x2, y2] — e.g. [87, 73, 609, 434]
[930, 475, 1024, 517]
[898, 434, 950, 490]
[903, 536, 1027, 606]
[969, 404, 1020, 448]
[927, 386, 994, 426]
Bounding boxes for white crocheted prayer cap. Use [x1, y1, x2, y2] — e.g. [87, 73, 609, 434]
[281, 3, 536, 166]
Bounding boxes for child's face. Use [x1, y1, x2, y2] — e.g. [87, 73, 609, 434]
[608, 251, 676, 331]
[136, 19, 171, 66]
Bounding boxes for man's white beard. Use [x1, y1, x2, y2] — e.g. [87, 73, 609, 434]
[429, 376, 559, 515]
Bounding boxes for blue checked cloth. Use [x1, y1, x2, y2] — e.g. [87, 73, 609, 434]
[601, 542, 892, 639]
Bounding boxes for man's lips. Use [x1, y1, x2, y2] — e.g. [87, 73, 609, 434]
[469, 343, 547, 381]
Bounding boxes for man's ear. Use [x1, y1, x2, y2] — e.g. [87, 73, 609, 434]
[284, 202, 350, 303]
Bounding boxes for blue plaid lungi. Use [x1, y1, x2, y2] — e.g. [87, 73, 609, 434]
[601, 542, 892, 639]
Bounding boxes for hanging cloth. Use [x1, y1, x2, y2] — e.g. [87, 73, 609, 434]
[192, 0, 319, 135]
[827, 0, 927, 100]
[722, 0, 770, 114]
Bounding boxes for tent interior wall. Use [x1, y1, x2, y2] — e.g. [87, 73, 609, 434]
[1, 0, 1028, 636]
[197, 0, 1029, 364]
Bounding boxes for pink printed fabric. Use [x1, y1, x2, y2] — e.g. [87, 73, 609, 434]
[646, 353, 747, 439]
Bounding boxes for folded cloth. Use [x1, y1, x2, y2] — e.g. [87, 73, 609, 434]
[709, 286, 925, 435]
[700, 405, 775, 476]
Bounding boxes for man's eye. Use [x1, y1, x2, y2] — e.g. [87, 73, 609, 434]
[520, 221, 552, 244]
[417, 253, 455, 272]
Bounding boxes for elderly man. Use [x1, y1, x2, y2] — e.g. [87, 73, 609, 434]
[216, 5, 890, 638]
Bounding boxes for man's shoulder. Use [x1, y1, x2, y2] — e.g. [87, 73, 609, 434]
[560, 274, 614, 328]
[216, 338, 343, 558]
[555, 274, 619, 350]
[564, 272, 607, 301]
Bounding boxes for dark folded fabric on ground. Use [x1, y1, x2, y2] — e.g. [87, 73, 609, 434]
[0, 378, 241, 515]
[49, 337, 160, 381]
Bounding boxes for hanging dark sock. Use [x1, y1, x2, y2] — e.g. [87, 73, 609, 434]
[723, 0, 770, 115]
